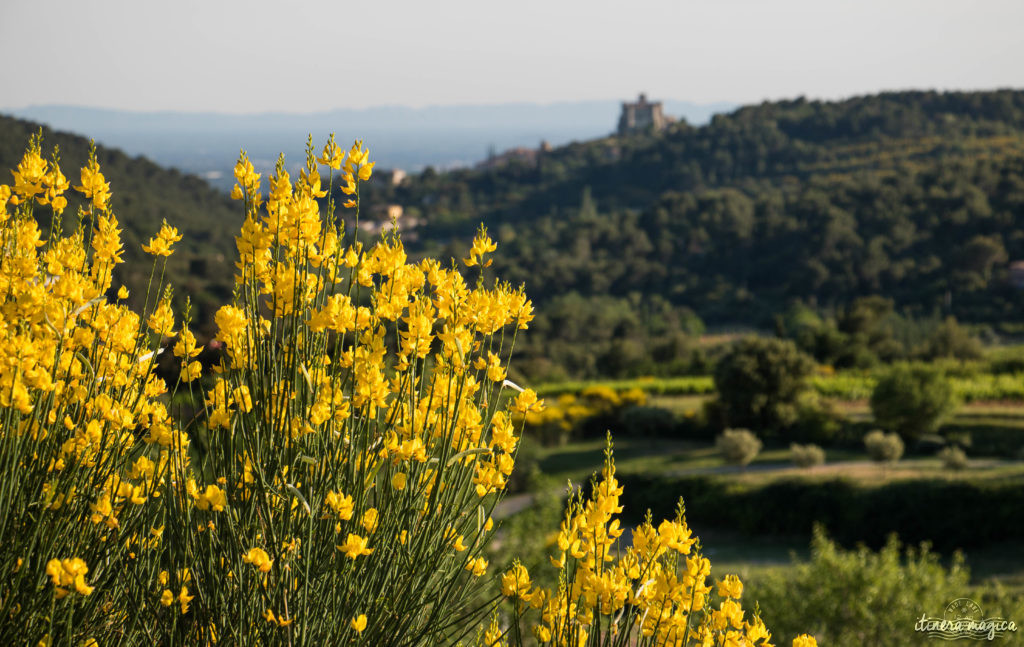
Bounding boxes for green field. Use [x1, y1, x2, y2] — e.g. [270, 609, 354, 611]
[517, 391, 1024, 607]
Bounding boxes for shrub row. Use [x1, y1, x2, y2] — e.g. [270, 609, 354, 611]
[617, 473, 1024, 550]
[812, 371, 1024, 403]
[545, 371, 1024, 402]
[537, 376, 715, 397]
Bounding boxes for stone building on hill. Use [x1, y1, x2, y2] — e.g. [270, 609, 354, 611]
[618, 93, 673, 135]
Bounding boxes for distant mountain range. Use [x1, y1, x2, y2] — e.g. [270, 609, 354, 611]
[2, 100, 735, 191]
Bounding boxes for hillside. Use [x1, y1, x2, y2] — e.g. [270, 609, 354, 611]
[374, 90, 1024, 232]
[8, 91, 1024, 380]
[318, 90, 1024, 378]
[0, 114, 240, 333]
[357, 90, 1024, 317]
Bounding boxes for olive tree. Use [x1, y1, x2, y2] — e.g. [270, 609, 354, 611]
[713, 337, 815, 433]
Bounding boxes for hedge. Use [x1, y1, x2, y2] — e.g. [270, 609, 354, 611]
[617, 473, 1024, 550]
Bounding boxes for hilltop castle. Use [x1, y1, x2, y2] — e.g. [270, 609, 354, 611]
[618, 93, 673, 135]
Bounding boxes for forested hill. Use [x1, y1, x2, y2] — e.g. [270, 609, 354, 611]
[0, 114, 240, 332]
[358, 90, 1024, 330]
[7, 92, 1024, 380]
[380, 90, 1024, 228]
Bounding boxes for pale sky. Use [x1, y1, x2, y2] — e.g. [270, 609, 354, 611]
[1, 0, 1022, 113]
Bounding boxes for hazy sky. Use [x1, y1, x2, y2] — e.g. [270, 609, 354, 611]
[2, 0, 1022, 113]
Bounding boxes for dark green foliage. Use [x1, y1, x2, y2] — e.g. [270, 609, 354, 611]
[751, 527, 976, 647]
[677, 404, 717, 441]
[986, 345, 1024, 374]
[359, 90, 1024, 379]
[618, 405, 676, 438]
[777, 297, 949, 368]
[940, 424, 1024, 459]
[509, 293, 706, 381]
[916, 316, 984, 360]
[788, 394, 841, 443]
[958, 234, 1008, 285]
[506, 436, 543, 493]
[713, 337, 815, 433]
[778, 300, 987, 368]
[870, 366, 958, 440]
[834, 297, 905, 366]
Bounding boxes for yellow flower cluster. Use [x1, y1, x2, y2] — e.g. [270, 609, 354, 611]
[214, 140, 537, 462]
[75, 154, 111, 212]
[326, 137, 374, 208]
[230, 152, 262, 204]
[337, 533, 373, 559]
[498, 440, 792, 647]
[8, 140, 71, 214]
[45, 557, 93, 598]
[170, 137, 542, 642]
[142, 220, 183, 257]
[520, 386, 647, 445]
[0, 136, 192, 643]
[464, 225, 497, 268]
[160, 585, 194, 615]
[173, 326, 204, 382]
[243, 547, 273, 573]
